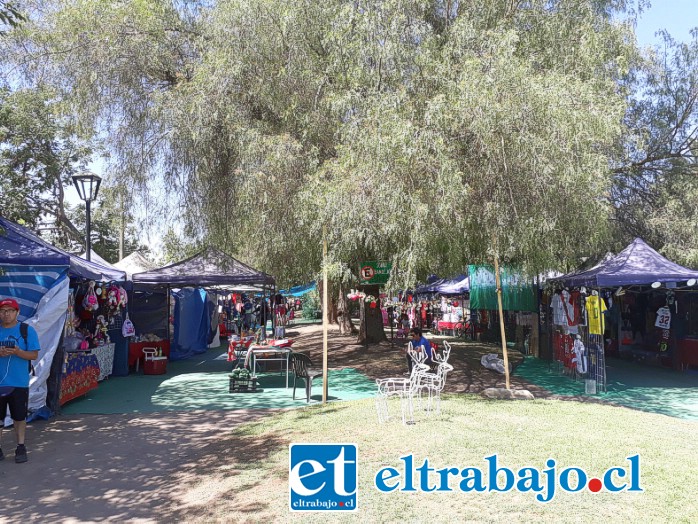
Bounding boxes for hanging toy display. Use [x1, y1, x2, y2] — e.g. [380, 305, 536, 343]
[118, 285, 128, 308]
[82, 281, 100, 312]
[107, 285, 120, 313]
[94, 315, 110, 345]
[65, 290, 77, 336]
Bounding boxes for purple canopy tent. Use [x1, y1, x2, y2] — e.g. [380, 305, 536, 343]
[415, 274, 469, 295]
[558, 238, 698, 287]
[132, 247, 274, 287]
[132, 247, 275, 361]
[437, 275, 470, 295]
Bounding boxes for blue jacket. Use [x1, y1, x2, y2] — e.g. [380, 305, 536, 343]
[413, 336, 433, 359]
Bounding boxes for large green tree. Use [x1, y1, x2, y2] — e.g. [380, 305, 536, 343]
[0, 85, 92, 242]
[9, 1, 688, 342]
[611, 29, 698, 266]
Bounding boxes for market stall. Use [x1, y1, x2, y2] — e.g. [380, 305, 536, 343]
[553, 238, 698, 380]
[0, 216, 127, 417]
[132, 247, 276, 362]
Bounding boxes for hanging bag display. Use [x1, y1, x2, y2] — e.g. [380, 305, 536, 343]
[122, 312, 136, 337]
[82, 281, 99, 311]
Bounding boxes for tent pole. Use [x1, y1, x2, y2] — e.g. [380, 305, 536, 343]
[322, 226, 328, 404]
[167, 285, 171, 343]
[269, 283, 277, 339]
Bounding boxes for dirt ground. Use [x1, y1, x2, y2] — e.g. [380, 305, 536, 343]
[0, 323, 545, 522]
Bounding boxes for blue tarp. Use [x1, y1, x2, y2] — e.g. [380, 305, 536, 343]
[0, 216, 126, 281]
[557, 238, 698, 287]
[172, 288, 210, 360]
[280, 281, 316, 297]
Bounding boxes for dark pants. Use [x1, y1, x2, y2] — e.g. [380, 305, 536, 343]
[406, 354, 434, 373]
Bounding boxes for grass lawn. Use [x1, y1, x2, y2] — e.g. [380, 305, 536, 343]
[169, 395, 697, 523]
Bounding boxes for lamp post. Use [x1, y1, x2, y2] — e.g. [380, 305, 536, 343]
[71, 172, 102, 261]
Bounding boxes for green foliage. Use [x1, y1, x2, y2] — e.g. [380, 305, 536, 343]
[160, 227, 201, 265]
[301, 289, 320, 320]
[0, 1, 25, 33]
[611, 30, 698, 266]
[60, 186, 146, 263]
[7, 0, 696, 286]
[0, 86, 92, 234]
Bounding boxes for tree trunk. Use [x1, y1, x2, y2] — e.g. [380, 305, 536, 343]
[357, 284, 386, 344]
[336, 282, 354, 335]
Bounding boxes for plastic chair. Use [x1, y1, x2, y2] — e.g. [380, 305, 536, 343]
[142, 347, 168, 375]
[135, 347, 157, 373]
[291, 353, 323, 402]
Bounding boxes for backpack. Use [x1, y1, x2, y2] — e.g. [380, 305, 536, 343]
[18, 322, 36, 376]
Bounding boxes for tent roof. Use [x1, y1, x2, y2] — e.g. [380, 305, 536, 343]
[415, 274, 469, 294]
[131, 247, 275, 287]
[280, 281, 316, 297]
[80, 249, 114, 268]
[0, 217, 126, 281]
[1, 216, 69, 266]
[436, 275, 470, 295]
[113, 251, 158, 278]
[558, 238, 698, 287]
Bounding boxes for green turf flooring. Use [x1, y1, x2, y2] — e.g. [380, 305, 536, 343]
[514, 356, 698, 420]
[60, 346, 376, 414]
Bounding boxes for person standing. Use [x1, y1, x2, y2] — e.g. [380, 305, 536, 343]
[0, 298, 40, 463]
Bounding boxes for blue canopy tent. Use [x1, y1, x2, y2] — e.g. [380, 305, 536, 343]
[414, 277, 447, 294]
[280, 281, 316, 297]
[132, 247, 275, 360]
[414, 274, 469, 295]
[0, 216, 126, 418]
[557, 238, 698, 287]
[436, 275, 470, 295]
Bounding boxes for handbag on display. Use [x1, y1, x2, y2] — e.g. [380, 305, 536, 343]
[122, 312, 136, 337]
[82, 281, 99, 311]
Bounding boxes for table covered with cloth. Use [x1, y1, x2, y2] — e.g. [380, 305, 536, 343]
[227, 336, 257, 362]
[59, 351, 100, 406]
[437, 321, 463, 334]
[243, 340, 295, 387]
[92, 343, 115, 381]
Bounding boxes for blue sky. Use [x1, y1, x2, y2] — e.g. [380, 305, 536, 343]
[635, 0, 697, 47]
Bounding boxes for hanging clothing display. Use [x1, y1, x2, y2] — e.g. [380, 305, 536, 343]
[585, 295, 607, 335]
[550, 292, 567, 327]
[655, 306, 672, 330]
[572, 337, 587, 374]
[562, 289, 581, 334]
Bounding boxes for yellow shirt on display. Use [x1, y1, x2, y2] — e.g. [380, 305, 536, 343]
[585, 295, 607, 335]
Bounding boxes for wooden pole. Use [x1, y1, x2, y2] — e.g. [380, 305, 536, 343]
[322, 226, 329, 403]
[494, 255, 511, 389]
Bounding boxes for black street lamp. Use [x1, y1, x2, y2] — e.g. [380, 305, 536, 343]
[71, 172, 102, 261]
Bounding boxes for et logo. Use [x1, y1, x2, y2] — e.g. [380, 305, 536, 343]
[289, 444, 358, 512]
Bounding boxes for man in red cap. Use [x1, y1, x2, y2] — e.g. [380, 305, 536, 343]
[0, 297, 40, 463]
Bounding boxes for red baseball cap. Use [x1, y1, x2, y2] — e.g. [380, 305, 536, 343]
[0, 298, 20, 311]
